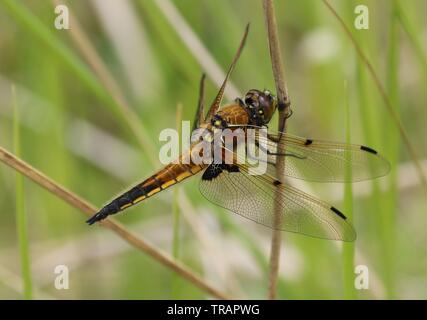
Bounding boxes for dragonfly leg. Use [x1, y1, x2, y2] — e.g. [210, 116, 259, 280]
[285, 108, 293, 119]
[249, 140, 306, 163]
[267, 133, 279, 143]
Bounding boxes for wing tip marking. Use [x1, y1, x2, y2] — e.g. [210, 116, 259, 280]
[304, 139, 313, 146]
[360, 145, 378, 154]
[331, 206, 347, 220]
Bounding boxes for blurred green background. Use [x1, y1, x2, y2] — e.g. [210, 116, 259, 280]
[0, 0, 426, 299]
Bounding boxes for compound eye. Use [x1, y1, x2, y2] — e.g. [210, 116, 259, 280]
[245, 97, 253, 106]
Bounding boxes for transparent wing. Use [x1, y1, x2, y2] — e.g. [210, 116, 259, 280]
[205, 24, 249, 121]
[199, 162, 356, 241]
[192, 73, 206, 132]
[249, 129, 390, 182]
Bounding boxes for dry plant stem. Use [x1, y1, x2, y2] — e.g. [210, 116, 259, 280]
[322, 0, 427, 187]
[0, 146, 230, 300]
[263, 0, 291, 300]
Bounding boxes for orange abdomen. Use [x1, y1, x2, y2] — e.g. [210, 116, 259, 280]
[95, 149, 206, 219]
[87, 103, 249, 225]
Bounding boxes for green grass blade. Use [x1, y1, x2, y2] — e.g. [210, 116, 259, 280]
[355, 45, 393, 300]
[379, 0, 401, 298]
[171, 104, 183, 298]
[12, 85, 33, 300]
[351, 0, 396, 298]
[1, 0, 108, 107]
[395, 0, 427, 81]
[342, 81, 356, 300]
[0, 0, 154, 153]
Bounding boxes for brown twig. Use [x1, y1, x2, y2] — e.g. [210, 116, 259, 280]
[263, 0, 291, 300]
[322, 0, 427, 187]
[0, 146, 230, 300]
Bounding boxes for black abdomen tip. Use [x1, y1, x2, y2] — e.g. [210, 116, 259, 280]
[86, 209, 107, 225]
[86, 203, 119, 225]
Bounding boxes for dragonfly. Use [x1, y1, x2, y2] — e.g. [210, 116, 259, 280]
[87, 24, 390, 241]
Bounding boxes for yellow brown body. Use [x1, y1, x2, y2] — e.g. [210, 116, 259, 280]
[86, 103, 250, 224]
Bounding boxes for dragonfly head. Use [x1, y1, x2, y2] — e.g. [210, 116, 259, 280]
[244, 89, 277, 126]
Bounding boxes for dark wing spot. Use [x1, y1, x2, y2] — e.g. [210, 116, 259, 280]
[202, 164, 224, 181]
[224, 164, 240, 173]
[331, 206, 347, 220]
[304, 139, 313, 146]
[202, 164, 240, 181]
[360, 145, 378, 154]
[273, 180, 282, 186]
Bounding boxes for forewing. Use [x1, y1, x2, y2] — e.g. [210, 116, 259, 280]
[252, 130, 390, 182]
[205, 24, 249, 121]
[193, 73, 206, 132]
